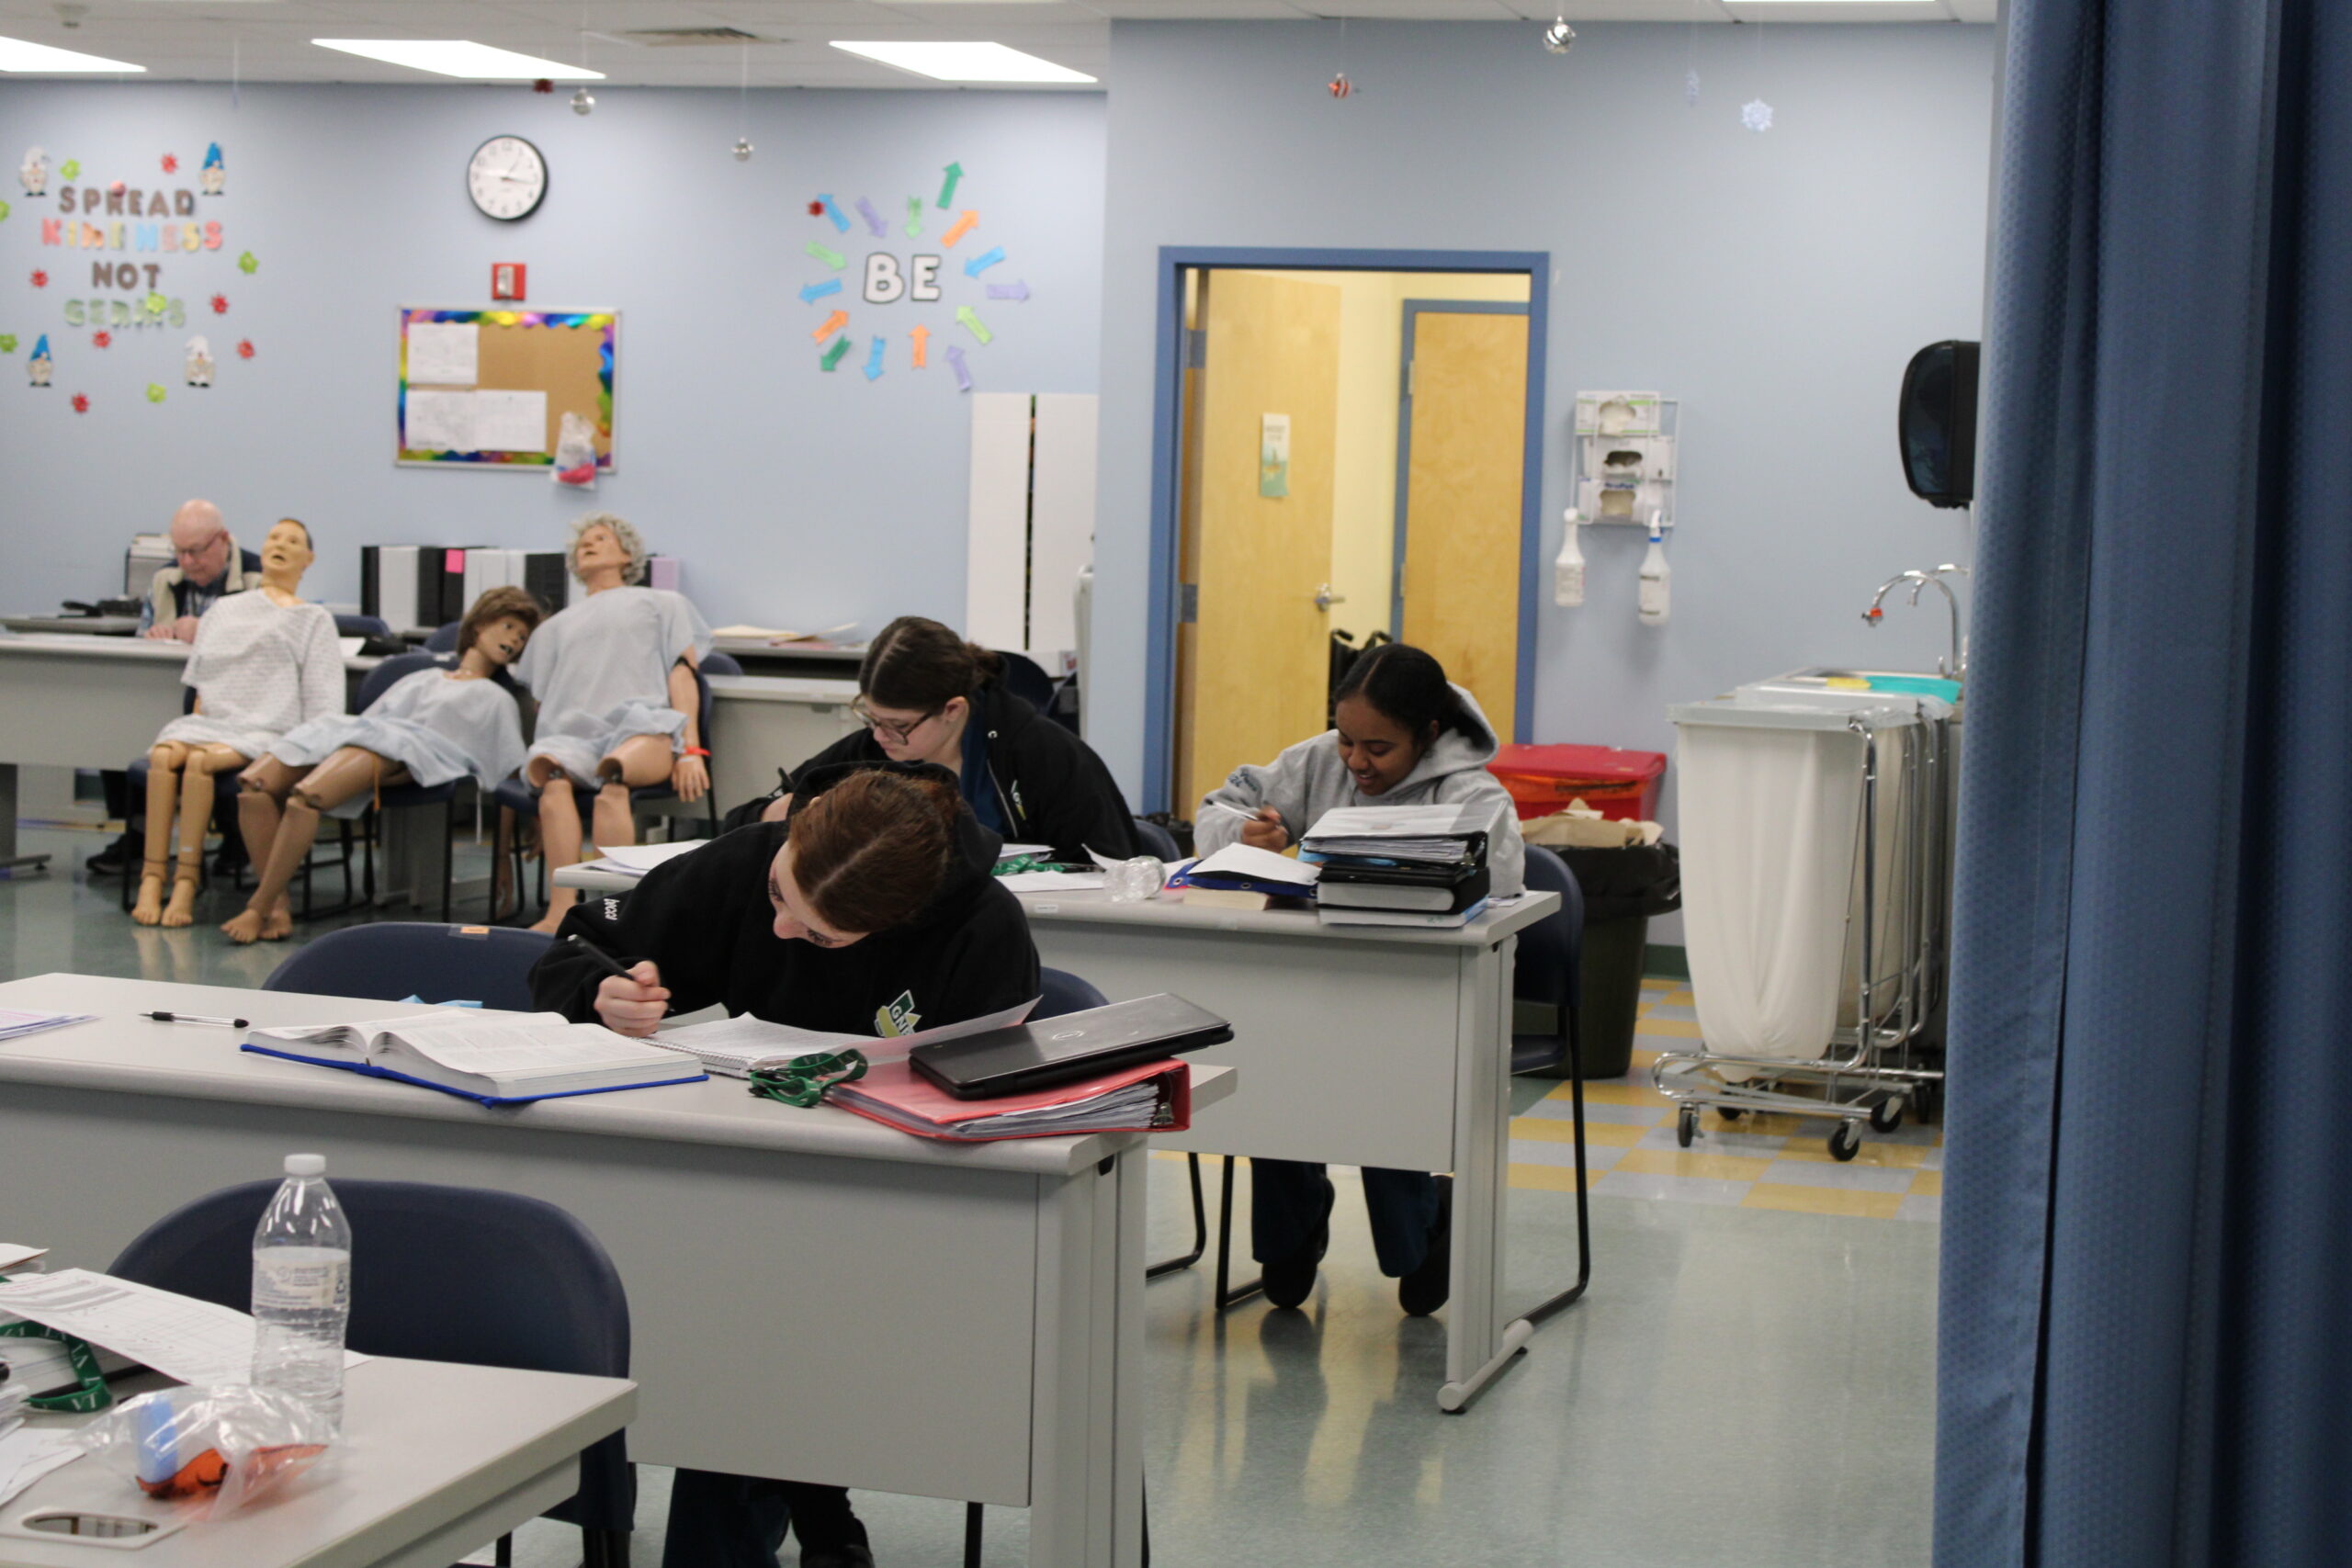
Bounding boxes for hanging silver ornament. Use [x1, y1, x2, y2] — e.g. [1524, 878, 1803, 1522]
[732, 136, 754, 162]
[570, 85, 594, 115]
[1543, 17, 1576, 55]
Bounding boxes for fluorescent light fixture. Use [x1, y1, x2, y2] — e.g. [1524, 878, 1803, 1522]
[311, 39, 603, 80]
[829, 41, 1094, 84]
[0, 35, 145, 72]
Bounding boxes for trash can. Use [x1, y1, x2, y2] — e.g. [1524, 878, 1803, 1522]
[1538, 841, 1681, 1080]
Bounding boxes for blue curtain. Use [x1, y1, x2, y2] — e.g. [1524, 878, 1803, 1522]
[1938, 3, 2352, 1565]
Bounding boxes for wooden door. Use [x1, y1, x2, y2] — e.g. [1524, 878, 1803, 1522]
[1398, 307, 1528, 740]
[1178, 271, 1342, 816]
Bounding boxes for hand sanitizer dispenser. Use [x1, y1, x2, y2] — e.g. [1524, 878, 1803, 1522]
[1555, 509, 1586, 607]
[1638, 514, 1670, 626]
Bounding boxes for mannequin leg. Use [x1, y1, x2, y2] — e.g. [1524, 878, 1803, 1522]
[164, 745, 243, 928]
[229, 748, 399, 944]
[528, 756, 586, 934]
[229, 757, 303, 938]
[133, 742, 187, 925]
[591, 735, 673, 853]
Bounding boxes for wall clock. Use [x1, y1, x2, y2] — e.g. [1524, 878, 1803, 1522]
[467, 135, 547, 222]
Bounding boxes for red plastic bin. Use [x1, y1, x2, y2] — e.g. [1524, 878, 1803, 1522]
[1488, 743, 1667, 822]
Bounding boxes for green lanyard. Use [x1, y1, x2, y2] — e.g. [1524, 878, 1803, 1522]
[0, 1275, 112, 1414]
[746, 1048, 870, 1108]
[993, 853, 1058, 877]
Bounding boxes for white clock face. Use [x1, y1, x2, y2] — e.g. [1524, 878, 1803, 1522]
[467, 135, 547, 221]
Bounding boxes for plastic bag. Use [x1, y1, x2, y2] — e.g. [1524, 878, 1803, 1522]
[551, 411, 599, 490]
[74, 1386, 332, 1517]
[1103, 856, 1167, 903]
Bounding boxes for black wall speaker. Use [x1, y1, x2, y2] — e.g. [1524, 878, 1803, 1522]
[1899, 340, 1980, 508]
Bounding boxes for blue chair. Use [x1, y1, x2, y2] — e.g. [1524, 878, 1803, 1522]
[493, 661, 719, 923]
[264, 921, 554, 1012]
[1036, 966, 1107, 1019]
[424, 619, 462, 653]
[109, 1180, 633, 1568]
[349, 650, 530, 921]
[334, 613, 395, 643]
[701, 649, 742, 678]
[1131, 817, 1182, 862]
[1509, 844, 1591, 1324]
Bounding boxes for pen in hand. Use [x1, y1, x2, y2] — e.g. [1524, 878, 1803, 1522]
[147, 1010, 250, 1029]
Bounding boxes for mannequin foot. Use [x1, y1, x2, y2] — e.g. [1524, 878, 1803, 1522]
[220, 908, 267, 945]
[262, 902, 295, 942]
[130, 863, 168, 926]
[161, 865, 202, 929]
[526, 908, 566, 935]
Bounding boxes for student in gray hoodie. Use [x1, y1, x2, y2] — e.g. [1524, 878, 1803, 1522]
[1195, 643, 1524, 1315]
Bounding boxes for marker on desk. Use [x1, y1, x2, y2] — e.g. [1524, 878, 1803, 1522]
[147, 1010, 249, 1028]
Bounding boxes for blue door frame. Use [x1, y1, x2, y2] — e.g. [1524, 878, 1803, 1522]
[1143, 247, 1548, 811]
[1392, 299, 1535, 642]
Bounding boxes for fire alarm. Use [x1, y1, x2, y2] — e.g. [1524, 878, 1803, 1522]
[491, 263, 527, 301]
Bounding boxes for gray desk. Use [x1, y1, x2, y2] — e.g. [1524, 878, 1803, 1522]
[1, 1358, 634, 1568]
[0, 636, 383, 876]
[709, 638, 867, 682]
[1011, 887, 1561, 1413]
[0, 975, 1237, 1568]
[702, 674, 861, 808]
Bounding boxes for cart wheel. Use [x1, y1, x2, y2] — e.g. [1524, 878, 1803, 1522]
[1870, 1099, 1904, 1134]
[1677, 1106, 1699, 1148]
[1829, 1122, 1862, 1162]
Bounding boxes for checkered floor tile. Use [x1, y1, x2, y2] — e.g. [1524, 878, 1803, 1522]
[1509, 979, 1943, 1221]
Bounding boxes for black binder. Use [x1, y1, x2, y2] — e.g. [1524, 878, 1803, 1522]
[910, 993, 1233, 1100]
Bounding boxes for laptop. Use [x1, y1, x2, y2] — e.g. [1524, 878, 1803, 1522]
[910, 993, 1233, 1100]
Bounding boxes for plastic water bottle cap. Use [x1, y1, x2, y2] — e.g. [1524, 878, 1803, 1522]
[284, 1153, 325, 1177]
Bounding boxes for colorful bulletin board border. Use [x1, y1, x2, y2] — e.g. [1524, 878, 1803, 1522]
[396, 307, 617, 470]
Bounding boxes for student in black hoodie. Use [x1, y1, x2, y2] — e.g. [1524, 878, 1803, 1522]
[529, 761, 1040, 1568]
[722, 615, 1138, 863]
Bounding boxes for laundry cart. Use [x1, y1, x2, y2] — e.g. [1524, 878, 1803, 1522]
[1655, 682, 1954, 1159]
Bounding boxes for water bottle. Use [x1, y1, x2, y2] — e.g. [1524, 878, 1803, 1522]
[249, 1154, 351, 1433]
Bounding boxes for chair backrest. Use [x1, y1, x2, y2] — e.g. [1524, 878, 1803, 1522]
[263, 922, 554, 1011]
[1515, 846, 1586, 1012]
[994, 651, 1057, 715]
[335, 614, 394, 641]
[354, 650, 446, 711]
[1036, 966, 1109, 1020]
[109, 1179, 628, 1378]
[424, 619, 461, 653]
[701, 649, 743, 677]
[1131, 817, 1182, 862]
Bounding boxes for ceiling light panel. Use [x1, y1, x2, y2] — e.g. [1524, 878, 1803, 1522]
[829, 40, 1096, 82]
[311, 39, 605, 79]
[0, 35, 147, 72]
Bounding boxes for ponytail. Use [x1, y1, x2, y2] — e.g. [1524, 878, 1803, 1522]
[860, 615, 1004, 712]
[1332, 643, 1489, 748]
[786, 765, 962, 934]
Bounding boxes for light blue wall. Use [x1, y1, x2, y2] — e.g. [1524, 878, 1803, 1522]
[0, 82, 1105, 628]
[1092, 21, 1996, 855]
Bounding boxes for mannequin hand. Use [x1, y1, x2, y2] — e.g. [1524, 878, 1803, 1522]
[594, 961, 669, 1037]
[672, 753, 708, 804]
[1239, 809, 1288, 852]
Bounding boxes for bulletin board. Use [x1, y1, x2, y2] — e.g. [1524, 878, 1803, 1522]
[395, 308, 617, 471]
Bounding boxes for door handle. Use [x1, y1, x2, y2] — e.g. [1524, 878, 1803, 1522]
[1313, 584, 1346, 612]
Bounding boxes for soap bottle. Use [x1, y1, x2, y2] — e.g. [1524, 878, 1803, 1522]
[1554, 509, 1586, 607]
[1638, 516, 1670, 626]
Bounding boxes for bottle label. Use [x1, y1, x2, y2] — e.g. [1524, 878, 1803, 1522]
[1639, 579, 1668, 616]
[253, 1252, 350, 1314]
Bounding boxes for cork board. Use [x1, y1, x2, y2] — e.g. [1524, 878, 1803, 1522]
[396, 308, 617, 471]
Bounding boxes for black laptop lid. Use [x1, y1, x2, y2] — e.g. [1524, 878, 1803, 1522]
[910, 993, 1233, 1100]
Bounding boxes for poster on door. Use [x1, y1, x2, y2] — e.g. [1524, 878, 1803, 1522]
[1259, 412, 1290, 499]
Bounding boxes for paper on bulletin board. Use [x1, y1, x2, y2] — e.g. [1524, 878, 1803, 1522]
[405, 389, 480, 451]
[407, 321, 480, 386]
[473, 389, 548, 452]
[1260, 412, 1290, 499]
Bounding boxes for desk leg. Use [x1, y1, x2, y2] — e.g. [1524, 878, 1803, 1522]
[1029, 1150, 1146, 1568]
[1438, 935, 1532, 1412]
[0, 763, 52, 877]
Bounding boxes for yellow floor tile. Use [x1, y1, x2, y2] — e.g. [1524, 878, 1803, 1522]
[1779, 1140, 1929, 1168]
[1567, 1080, 1674, 1108]
[1630, 1048, 1660, 1068]
[1741, 1185, 1905, 1220]
[1512, 1116, 1652, 1146]
[1662, 988, 1696, 1008]
[1614, 1147, 1773, 1182]
[1634, 1018, 1705, 1040]
[1509, 1162, 1593, 1193]
[1909, 1169, 1942, 1196]
[1640, 977, 1674, 992]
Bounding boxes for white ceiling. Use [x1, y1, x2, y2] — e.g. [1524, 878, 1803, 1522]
[0, 0, 1996, 91]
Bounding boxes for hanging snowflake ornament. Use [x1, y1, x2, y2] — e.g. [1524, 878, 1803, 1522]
[1543, 17, 1576, 55]
[237, 251, 258, 274]
[0, 335, 15, 354]
[91, 330, 110, 349]
[1741, 98, 1774, 132]
[162, 152, 178, 174]
[236, 338, 254, 359]
[1686, 68, 1701, 107]
[59, 159, 78, 180]
[533, 78, 553, 94]
[571, 85, 595, 116]
[29, 270, 46, 288]
[146, 383, 166, 403]
[733, 138, 754, 162]
[1328, 73, 1352, 99]
[210, 293, 228, 314]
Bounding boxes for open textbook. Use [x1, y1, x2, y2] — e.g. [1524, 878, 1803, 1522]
[648, 998, 1037, 1077]
[243, 1011, 707, 1106]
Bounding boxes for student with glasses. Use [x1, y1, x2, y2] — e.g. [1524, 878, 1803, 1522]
[530, 761, 1040, 1568]
[725, 615, 1139, 863]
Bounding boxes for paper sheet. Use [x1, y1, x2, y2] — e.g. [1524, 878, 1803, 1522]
[999, 870, 1107, 893]
[657, 996, 1035, 1070]
[472, 389, 548, 453]
[594, 840, 706, 875]
[0, 1269, 365, 1389]
[1191, 842, 1321, 885]
[0, 1428, 81, 1507]
[406, 321, 479, 385]
[0, 1244, 46, 1272]
[404, 388, 478, 452]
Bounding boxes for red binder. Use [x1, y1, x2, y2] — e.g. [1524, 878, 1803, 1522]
[827, 1057, 1191, 1143]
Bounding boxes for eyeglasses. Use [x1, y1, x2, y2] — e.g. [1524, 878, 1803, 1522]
[852, 697, 938, 745]
[173, 533, 227, 562]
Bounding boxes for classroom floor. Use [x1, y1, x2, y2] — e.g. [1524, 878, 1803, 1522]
[0, 824, 1939, 1568]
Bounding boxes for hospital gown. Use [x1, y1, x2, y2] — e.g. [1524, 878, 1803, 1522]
[514, 585, 714, 785]
[154, 590, 343, 759]
[269, 664, 526, 813]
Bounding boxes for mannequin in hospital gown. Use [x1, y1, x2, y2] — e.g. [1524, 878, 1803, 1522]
[515, 513, 714, 932]
[224, 586, 543, 944]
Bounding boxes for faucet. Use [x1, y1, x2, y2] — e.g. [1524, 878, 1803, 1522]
[1863, 564, 1970, 682]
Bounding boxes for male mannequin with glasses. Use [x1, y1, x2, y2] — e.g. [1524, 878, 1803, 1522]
[89, 500, 264, 876]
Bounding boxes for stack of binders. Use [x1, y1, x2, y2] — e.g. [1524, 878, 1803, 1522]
[1301, 803, 1498, 928]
